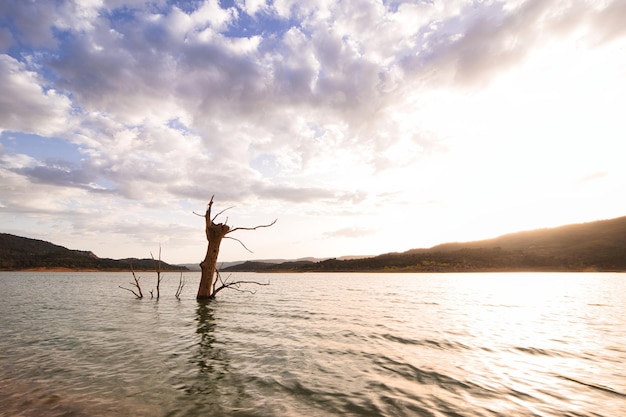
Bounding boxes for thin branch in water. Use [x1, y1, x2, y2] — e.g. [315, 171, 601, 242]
[119, 266, 143, 298]
[118, 285, 142, 298]
[214, 270, 232, 294]
[212, 279, 270, 297]
[175, 272, 185, 300]
[151, 246, 163, 300]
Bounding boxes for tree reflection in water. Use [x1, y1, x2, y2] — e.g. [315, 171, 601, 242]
[193, 301, 222, 378]
[187, 302, 228, 393]
[174, 301, 254, 417]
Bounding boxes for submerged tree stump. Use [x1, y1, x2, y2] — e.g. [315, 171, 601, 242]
[197, 200, 229, 299]
[196, 196, 276, 300]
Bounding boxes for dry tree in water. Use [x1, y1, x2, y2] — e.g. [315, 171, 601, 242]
[195, 195, 276, 300]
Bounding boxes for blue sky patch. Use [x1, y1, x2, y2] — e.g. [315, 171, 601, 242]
[0, 131, 85, 165]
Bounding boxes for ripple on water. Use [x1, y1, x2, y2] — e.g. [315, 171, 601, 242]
[0, 272, 625, 417]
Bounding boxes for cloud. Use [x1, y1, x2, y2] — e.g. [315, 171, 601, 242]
[237, 0, 269, 16]
[14, 162, 100, 190]
[257, 183, 338, 203]
[1, 0, 626, 262]
[0, 0, 59, 48]
[394, 1, 625, 90]
[324, 226, 377, 239]
[578, 171, 608, 184]
[590, 0, 626, 45]
[43, 2, 625, 193]
[0, 55, 72, 136]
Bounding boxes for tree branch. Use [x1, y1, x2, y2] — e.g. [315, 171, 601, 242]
[209, 269, 269, 298]
[119, 266, 143, 298]
[118, 285, 142, 298]
[175, 272, 185, 300]
[151, 246, 163, 300]
[207, 195, 214, 217]
[224, 236, 254, 253]
[212, 280, 270, 297]
[228, 219, 278, 234]
[212, 206, 234, 222]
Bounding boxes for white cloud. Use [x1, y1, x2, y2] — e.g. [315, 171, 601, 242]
[237, 0, 269, 16]
[1, 0, 626, 262]
[0, 55, 72, 136]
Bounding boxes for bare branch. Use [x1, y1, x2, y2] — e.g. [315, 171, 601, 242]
[119, 265, 144, 298]
[216, 270, 229, 286]
[228, 219, 278, 234]
[224, 236, 254, 253]
[118, 285, 142, 298]
[151, 246, 164, 300]
[224, 285, 256, 294]
[212, 279, 270, 297]
[175, 272, 185, 300]
[130, 266, 144, 298]
[212, 206, 234, 222]
[204, 195, 215, 221]
[227, 280, 270, 286]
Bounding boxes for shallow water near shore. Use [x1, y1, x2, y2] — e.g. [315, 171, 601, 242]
[1, 271, 625, 416]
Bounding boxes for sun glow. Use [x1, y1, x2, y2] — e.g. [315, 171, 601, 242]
[384, 31, 626, 246]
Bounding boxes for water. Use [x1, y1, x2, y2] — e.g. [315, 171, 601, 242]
[0, 272, 624, 417]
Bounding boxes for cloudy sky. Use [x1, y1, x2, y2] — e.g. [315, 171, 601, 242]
[1, 0, 625, 264]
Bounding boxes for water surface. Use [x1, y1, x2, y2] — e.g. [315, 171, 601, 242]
[1, 272, 624, 416]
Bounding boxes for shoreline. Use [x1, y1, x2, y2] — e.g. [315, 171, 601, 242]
[3, 267, 185, 272]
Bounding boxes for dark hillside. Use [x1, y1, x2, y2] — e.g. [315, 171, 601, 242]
[224, 216, 626, 273]
[0, 233, 187, 271]
[430, 216, 626, 253]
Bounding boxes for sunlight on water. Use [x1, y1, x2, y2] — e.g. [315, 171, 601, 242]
[0, 272, 624, 416]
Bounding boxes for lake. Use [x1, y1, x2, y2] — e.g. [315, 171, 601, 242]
[0, 272, 624, 416]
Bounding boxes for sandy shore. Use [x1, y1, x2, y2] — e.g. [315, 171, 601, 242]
[18, 267, 123, 272]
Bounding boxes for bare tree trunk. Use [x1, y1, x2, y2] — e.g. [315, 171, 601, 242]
[196, 196, 276, 300]
[197, 199, 230, 299]
[151, 246, 163, 300]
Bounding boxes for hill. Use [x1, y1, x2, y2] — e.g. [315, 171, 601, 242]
[0, 233, 187, 271]
[224, 216, 626, 273]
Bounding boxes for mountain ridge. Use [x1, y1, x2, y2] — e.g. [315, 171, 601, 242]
[3, 215, 625, 272]
[223, 216, 626, 272]
[0, 233, 187, 271]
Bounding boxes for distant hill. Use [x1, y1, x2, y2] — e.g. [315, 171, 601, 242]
[0, 234, 188, 271]
[224, 216, 626, 273]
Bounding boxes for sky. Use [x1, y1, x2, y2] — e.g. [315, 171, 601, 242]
[1, 0, 625, 264]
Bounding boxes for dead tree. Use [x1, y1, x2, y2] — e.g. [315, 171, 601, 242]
[150, 247, 163, 300]
[175, 272, 186, 300]
[196, 196, 276, 300]
[119, 265, 144, 298]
